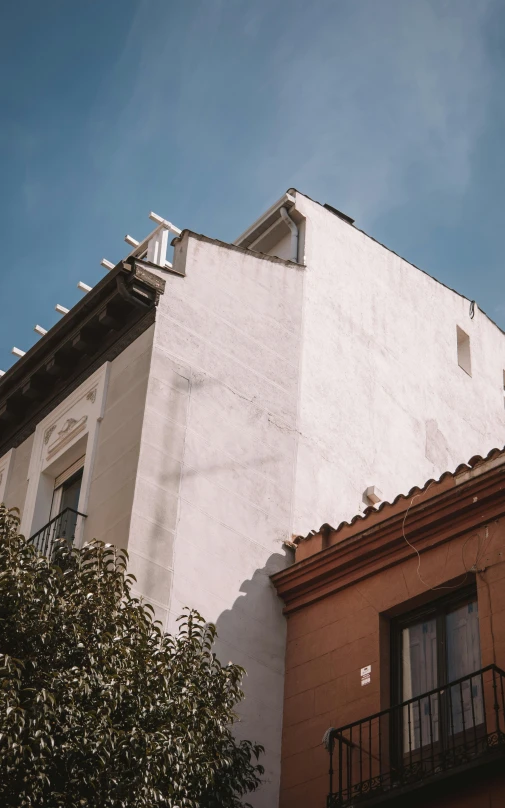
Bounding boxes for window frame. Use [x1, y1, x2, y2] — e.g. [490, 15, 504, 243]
[20, 363, 109, 543]
[49, 466, 84, 522]
[390, 583, 478, 708]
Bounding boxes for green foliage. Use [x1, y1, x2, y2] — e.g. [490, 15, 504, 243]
[0, 505, 263, 807]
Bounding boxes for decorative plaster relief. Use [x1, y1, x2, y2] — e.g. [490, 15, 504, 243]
[39, 388, 97, 474]
[44, 424, 57, 445]
[46, 416, 88, 461]
[21, 363, 110, 539]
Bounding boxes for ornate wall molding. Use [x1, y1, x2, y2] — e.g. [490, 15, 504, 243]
[43, 424, 57, 445]
[46, 416, 88, 461]
[20, 364, 110, 540]
[0, 259, 166, 457]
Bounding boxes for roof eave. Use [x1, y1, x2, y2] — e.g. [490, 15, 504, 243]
[234, 190, 296, 249]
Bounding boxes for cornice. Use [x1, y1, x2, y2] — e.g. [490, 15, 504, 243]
[173, 229, 305, 269]
[272, 462, 505, 613]
[0, 258, 166, 455]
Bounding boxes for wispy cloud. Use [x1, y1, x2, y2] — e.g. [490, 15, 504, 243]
[87, 0, 496, 232]
[2, 0, 503, 372]
[262, 0, 495, 225]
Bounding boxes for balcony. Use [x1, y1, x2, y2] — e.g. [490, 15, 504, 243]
[29, 507, 86, 559]
[327, 665, 505, 807]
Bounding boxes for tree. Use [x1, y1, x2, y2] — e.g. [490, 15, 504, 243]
[0, 505, 263, 807]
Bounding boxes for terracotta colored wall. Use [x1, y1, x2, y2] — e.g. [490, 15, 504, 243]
[279, 520, 505, 807]
[426, 772, 504, 808]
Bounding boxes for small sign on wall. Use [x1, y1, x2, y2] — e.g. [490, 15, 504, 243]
[361, 665, 371, 686]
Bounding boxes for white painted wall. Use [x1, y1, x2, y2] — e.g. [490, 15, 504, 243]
[128, 233, 305, 808]
[84, 325, 154, 548]
[3, 436, 33, 514]
[7, 188, 505, 807]
[128, 201, 505, 805]
[290, 191, 505, 534]
[1, 330, 154, 543]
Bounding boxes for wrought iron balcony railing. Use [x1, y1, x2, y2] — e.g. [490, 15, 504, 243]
[29, 507, 86, 559]
[327, 665, 505, 807]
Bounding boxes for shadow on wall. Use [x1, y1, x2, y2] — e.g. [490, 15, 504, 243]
[145, 368, 283, 566]
[213, 550, 292, 805]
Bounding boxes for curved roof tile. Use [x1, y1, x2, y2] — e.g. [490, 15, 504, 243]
[294, 446, 505, 544]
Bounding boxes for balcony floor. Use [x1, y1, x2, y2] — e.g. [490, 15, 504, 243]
[329, 734, 505, 807]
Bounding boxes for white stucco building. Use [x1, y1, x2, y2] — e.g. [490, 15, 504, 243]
[1, 189, 505, 806]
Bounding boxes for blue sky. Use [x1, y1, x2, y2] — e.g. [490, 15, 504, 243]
[1, 0, 505, 371]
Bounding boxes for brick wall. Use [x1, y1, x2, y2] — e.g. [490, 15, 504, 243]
[279, 521, 505, 807]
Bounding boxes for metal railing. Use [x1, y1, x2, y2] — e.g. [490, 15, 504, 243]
[327, 665, 505, 807]
[29, 507, 86, 559]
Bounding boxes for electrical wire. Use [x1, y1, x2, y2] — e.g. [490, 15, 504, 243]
[474, 525, 498, 665]
[401, 483, 472, 591]
[477, 567, 496, 665]
[400, 485, 500, 592]
[402, 502, 505, 666]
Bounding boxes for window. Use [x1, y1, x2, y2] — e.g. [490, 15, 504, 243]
[49, 459, 84, 542]
[392, 586, 483, 756]
[457, 326, 472, 376]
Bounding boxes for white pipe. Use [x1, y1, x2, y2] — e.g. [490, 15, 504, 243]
[280, 206, 298, 262]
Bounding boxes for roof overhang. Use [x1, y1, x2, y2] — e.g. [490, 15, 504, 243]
[0, 258, 166, 456]
[271, 447, 505, 613]
[234, 190, 296, 250]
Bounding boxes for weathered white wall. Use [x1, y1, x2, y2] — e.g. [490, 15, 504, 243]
[6, 189, 505, 807]
[291, 191, 505, 534]
[84, 326, 154, 547]
[3, 434, 33, 516]
[1, 328, 153, 542]
[128, 204, 505, 805]
[128, 233, 305, 807]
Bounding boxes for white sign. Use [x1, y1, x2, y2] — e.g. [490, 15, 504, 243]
[361, 664, 371, 686]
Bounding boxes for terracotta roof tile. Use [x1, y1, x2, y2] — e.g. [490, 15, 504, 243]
[294, 446, 505, 545]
